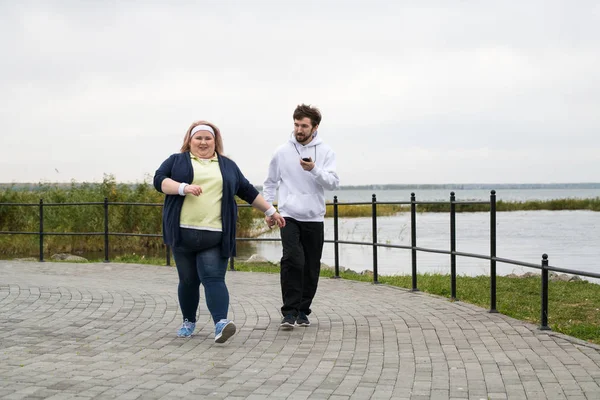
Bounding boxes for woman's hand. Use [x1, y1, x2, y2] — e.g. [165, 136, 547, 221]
[265, 213, 286, 228]
[184, 184, 203, 196]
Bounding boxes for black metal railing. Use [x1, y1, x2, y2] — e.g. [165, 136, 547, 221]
[2, 191, 600, 332]
[226, 190, 600, 330]
[0, 198, 170, 265]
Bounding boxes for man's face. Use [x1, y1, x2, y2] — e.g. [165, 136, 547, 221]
[294, 117, 318, 145]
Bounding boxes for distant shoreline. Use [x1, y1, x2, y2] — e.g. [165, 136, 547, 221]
[329, 183, 600, 190]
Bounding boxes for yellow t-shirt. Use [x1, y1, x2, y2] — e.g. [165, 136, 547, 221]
[179, 153, 223, 231]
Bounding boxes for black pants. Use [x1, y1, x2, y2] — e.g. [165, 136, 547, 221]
[280, 217, 324, 316]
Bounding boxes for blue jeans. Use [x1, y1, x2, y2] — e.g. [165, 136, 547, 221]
[172, 228, 229, 324]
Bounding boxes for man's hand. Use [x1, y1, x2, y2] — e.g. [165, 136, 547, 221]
[272, 213, 286, 228]
[300, 157, 314, 171]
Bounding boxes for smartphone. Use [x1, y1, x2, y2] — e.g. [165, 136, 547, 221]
[302, 157, 311, 162]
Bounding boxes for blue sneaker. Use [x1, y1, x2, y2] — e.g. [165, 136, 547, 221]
[177, 319, 196, 337]
[214, 319, 236, 343]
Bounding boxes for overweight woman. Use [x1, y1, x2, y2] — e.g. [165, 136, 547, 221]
[154, 120, 285, 343]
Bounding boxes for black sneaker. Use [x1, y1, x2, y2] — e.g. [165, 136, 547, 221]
[296, 312, 310, 327]
[280, 314, 296, 328]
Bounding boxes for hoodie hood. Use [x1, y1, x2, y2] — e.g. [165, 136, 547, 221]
[289, 131, 323, 148]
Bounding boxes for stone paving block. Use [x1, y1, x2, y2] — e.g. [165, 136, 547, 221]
[1, 260, 600, 400]
[43, 393, 77, 400]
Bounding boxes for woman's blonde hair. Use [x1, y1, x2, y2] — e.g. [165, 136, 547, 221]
[180, 120, 224, 155]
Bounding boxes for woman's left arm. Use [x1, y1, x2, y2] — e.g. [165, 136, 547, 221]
[234, 163, 285, 227]
[251, 195, 286, 228]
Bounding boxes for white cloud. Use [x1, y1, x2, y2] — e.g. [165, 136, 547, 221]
[1, 1, 599, 185]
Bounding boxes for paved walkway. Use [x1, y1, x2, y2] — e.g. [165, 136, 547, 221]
[1, 261, 599, 400]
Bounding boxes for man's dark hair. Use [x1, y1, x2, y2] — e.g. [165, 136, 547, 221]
[293, 104, 322, 128]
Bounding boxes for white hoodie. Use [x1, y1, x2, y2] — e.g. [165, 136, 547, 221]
[263, 133, 340, 222]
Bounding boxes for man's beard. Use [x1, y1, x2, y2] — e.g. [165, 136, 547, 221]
[296, 133, 311, 144]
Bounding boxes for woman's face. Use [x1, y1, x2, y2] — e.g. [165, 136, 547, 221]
[190, 131, 216, 159]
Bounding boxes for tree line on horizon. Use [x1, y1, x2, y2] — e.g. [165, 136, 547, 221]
[2, 181, 600, 191]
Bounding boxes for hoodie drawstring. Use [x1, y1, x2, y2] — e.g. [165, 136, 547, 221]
[292, 143, 317, 162]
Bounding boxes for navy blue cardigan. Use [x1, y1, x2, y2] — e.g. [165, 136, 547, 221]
[153, 152, 259, 258]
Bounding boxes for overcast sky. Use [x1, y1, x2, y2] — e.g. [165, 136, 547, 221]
[1, 1, 599, 186]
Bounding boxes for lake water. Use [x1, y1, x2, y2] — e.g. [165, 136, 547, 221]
[237, 188, 600, 281]
[324, 187, 600, 202]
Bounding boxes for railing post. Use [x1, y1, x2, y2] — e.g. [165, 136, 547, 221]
[410, 193, 418, 291]
[103, 197, 109, 263]
[39, 198, 44, 262]
[229, 256, 235, 271]
[166, 245, 171, 266]
[372, 194, 379, 284]
[450, 192, 457, 300]
[332, 196, 340, 279]
[489, 190, 498, 313]
[540, 254, 551, 330]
